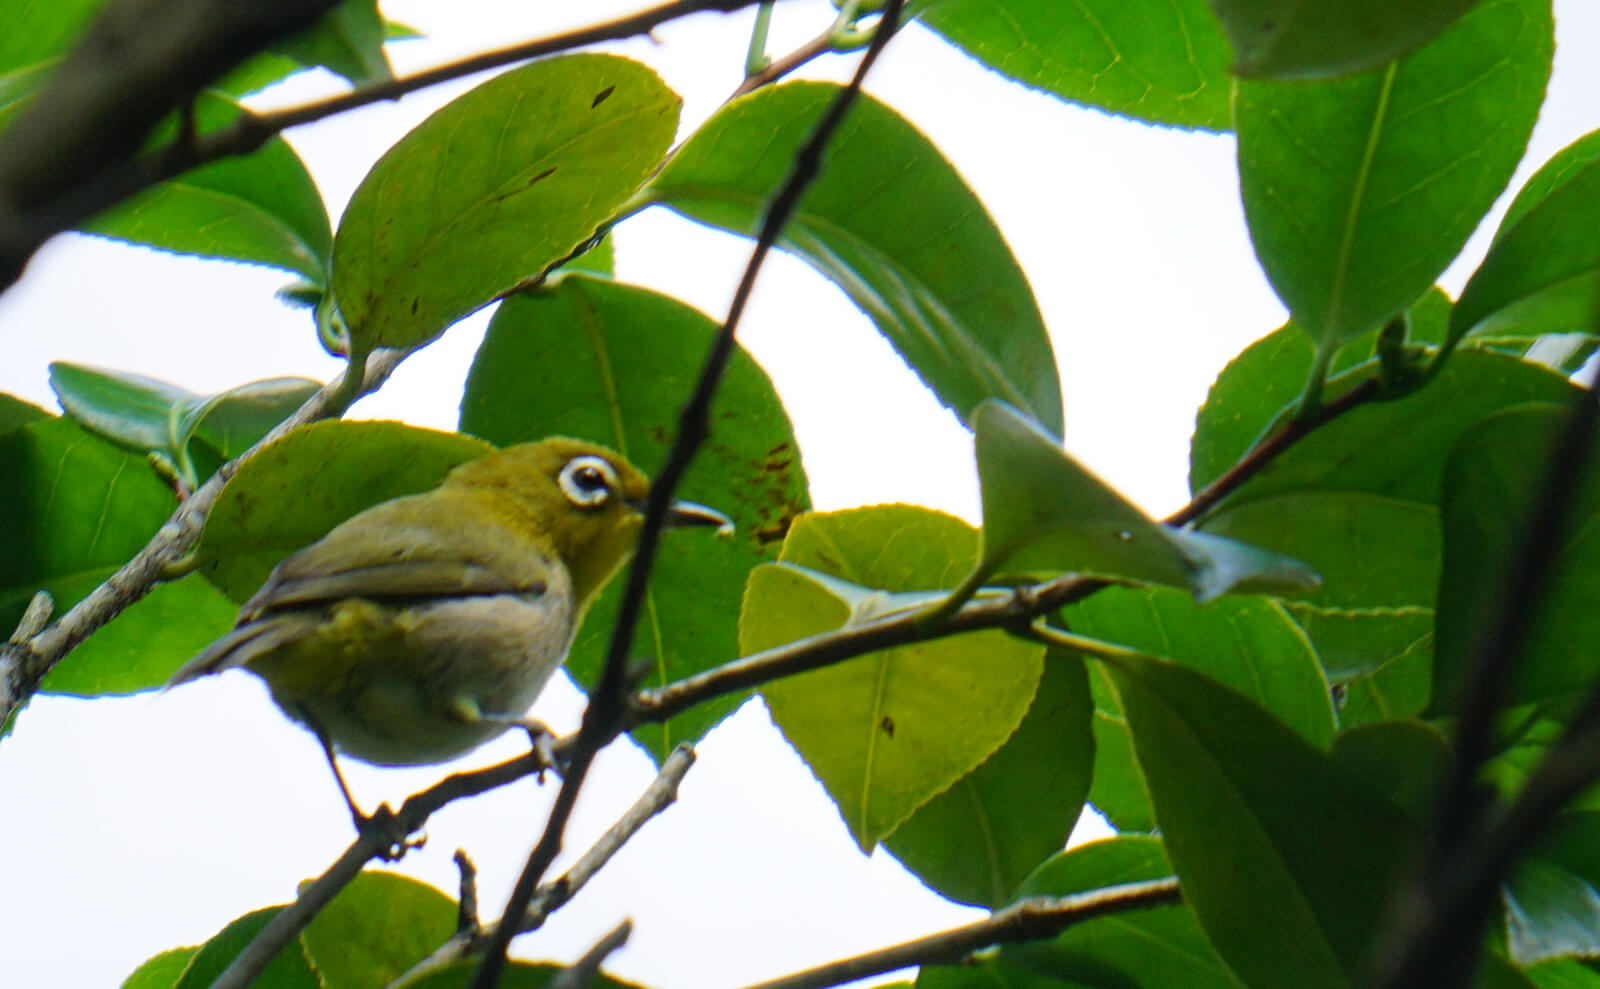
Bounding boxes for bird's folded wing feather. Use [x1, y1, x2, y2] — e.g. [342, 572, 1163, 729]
[239, 493, 552, 621]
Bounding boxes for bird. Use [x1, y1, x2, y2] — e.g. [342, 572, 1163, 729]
[169, 436, 730, 821]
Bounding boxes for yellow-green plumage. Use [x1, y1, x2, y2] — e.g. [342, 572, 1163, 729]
[171, 437, 727, 768]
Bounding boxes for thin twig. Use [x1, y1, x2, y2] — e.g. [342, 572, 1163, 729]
[390, 746, 695, 989]
[547, 920, 633, 989]
[454, 851, 481, 936]
[729, 21, 837, 100]
[0, 348, 410, 731]
[209, 748, 553, 989]
[0, 0, 773, 296]
[1167, 376, 1381, 527]
[470, 6, 906, 987]
[739, 879, 1182, 989]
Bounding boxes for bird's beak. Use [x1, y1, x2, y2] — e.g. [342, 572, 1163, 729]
[667, 500, 734, 535]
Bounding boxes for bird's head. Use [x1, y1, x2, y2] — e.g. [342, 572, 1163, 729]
[445, 437, 729, 607]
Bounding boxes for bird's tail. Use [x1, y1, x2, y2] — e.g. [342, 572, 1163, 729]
[165, 616, 313, 688]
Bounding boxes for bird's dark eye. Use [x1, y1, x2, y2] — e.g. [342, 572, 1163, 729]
[559, 454, 618, 508]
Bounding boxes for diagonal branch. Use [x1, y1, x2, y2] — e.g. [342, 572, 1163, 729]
[469, 4, 908, 987]
[389, 745, 696, 989]
[739, 878, 1182, 989]
[0, 347, 411, 732]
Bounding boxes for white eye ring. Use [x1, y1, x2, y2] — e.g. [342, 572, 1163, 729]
[559, 455, 618, 508]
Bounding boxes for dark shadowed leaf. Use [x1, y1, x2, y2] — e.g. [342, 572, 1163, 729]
[1209, 0, 1481, 78]
[1107, 652, 1414, 988]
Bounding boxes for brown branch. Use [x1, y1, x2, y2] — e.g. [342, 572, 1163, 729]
[1167, 375, 1381, 527]
[548, 920, 633, 989]
[210, 747, 554, 989]
[728, 22, 837, 101]
[739, 878, 1182, 989]
[389, 746, 695, 988]
[470, 5, 907, 987]
[0, 347, 410, 735]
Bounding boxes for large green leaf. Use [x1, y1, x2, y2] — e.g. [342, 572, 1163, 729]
[173, 907, 318, 989]
[331, 53, 678, 353]
[976, 400, 1318, 601]
[195, 420, 492, 600]
[273, 0, 391, 86]
[460, 275, 807, 760]
[1434, 404, 1600, 709]
[1006, 835, 1238, 988]
[1208, 0, 1482, 78]
[82, 91, 333, 284]
[1106, 652, 1414, 988]
[298, 872, 456, 988]
[120, 947, 198, 989]
[910, 0, 1232, 130]
[1329, 719, 1450, 821]
[1086, 659, 1155, 832]
[1453, 128, 1600, 351]
[740, 508, 1044, 851]
[1198, 351, 1578, 689]
[647, 82, 1062, 435]
[0, 417, 175, 661]
[1235, 0, 1551, 353]
[885, 651, 1094, 908]
[1065, 584, 1335, 747]
[1504, 857, 1600, 967]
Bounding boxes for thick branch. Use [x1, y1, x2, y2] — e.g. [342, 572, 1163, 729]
[470, 5, 907, 987]
[0, 348, 408, 735]
[740, 878, 1182, 989]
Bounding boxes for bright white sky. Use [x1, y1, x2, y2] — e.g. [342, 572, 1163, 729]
[2, 2, 1599, 987]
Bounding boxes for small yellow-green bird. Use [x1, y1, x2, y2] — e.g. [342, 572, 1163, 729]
[170, 437, 728, 811]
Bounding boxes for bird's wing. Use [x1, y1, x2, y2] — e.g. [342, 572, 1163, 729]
[167, 612, 319, 684]
[239, 494, 552, 621]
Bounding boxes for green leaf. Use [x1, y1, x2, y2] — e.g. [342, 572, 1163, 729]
[1504, 858, 1600, 966]
[1189, 287, 1452, 495]
[647, 81, 1062, 435]
[916, 955, 1060, 988]
[50, 362, 191, 453]
[196, 420, 492, 600]
[0, 0, 101, 75]
[408, 961, 646, 989]
[740, 507, 1045, 851]
[0, 392, 47, 436]
[1007, 835, 1238, 988]
[459, 276, 807, 760]
[273, 0, 391, 86]
[1235, 0, 1551, 352]
[174, 908, 318, 989]
[1209, 0, 1482, 78]
[83, 91, 333, 283]
[50, 363, 320, 484]
[42, 574, 237, 696]
[976, 400, 1319, 601]
[911, 0, 1232, 130]
[1086, 659, 1154, 832]
[885, 651, 1094, 908]
[331, 53, 678, 353]
[1525, 960, 1600, 989]
[0, 417, 175, 655]
[121, 947, 198, 989]
[1329, 719, 1450, 821]
[1199, 351, 1578, 688]
[1434, 404, 1600, 709]
[1105, 652, 1415, 989]
[1453, 128, 1600, 350]
[1065, 584, 1336, 747]
[299, 871, 456, 988]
